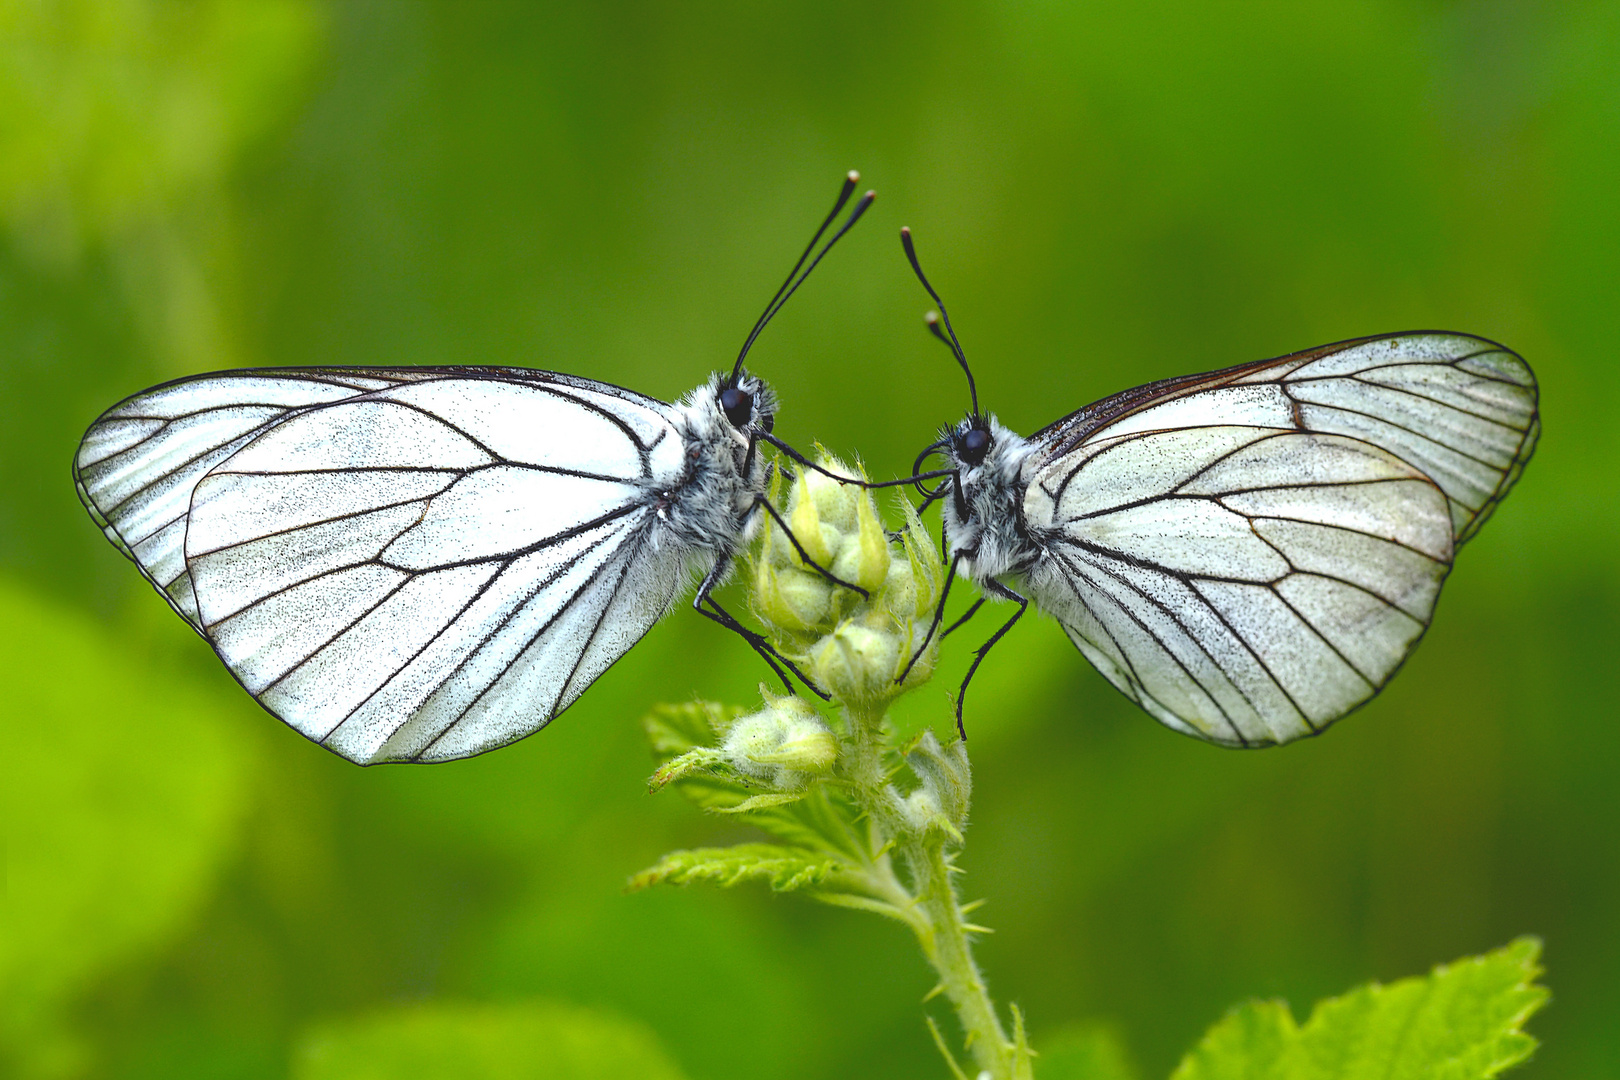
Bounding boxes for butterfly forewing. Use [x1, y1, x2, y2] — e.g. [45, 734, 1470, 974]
[73, 369, 440, 630]
[1031, 333, 1538, 545]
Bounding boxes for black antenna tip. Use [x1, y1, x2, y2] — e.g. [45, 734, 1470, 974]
[898, 226, 980, 419]
[843, 191, 877, 228]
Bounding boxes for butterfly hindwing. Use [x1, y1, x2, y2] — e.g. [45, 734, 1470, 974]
[1025, 425, 1455, 745]
[1016, 331, 1536, 746]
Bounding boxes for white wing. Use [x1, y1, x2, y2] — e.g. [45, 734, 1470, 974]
[79, 369, 698, 764]
[1022, 333, 1537, 746]
[74, 369, 434, 630]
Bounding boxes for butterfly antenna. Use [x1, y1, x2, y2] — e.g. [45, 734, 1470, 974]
[730, 171, 876, 382]
[900, 226, 979, 418]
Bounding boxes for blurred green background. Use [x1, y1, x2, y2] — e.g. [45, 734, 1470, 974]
[3, 0, 1615, 1076]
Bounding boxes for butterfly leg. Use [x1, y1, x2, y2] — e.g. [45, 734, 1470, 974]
[757, 431, 955, 493]
[749, 495, 871, 600]
[941, 597, 985, 640]
[691, 559, 830, 700]
[954, 579, 1028, 739]
[756, 431, 852, 485]
[897, 550, 963, 684]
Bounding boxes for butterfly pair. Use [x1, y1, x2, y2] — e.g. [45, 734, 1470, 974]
[74, 179, 1540, 764]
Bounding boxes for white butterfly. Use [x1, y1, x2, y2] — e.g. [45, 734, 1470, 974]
[74, 176, 875, 765]
[900, 229, 1540, 746]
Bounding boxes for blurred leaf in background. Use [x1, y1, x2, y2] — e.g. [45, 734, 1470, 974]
[0, 0, 325, 370]
[1036, 1024, 1140, 1080]
[2, 0, 1616, 1078]
[291, 1001, 687, 1080]
[1, 577, 250, 1076]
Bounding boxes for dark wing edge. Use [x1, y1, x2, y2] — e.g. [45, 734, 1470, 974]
[1032, 331, 1539, 546]
[1455, 384, 1540, 547]
[1029, 339, 1342, 450]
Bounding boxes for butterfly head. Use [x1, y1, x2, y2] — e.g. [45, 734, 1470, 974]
[941, 414, 1027, 481]
[927, 414, 1034, 576]
[670, 372, 780, 542]
[952, 416, 993, 467]
[911, 413, 994, 504]
[713, 370, 777, 439]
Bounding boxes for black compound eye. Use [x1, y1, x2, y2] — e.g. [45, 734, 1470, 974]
[959, 427, 991, 466]
[719, 387, 754, 428]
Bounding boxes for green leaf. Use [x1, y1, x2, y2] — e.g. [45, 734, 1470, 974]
[1036, 1023, 1140, 1080]
[1295, 938, 1547, 1080]
[0, 578, 251, 1068]
[1171, 1002, 1296, 1080]
[643, 701, 739, 760]
[292, 1000, 686, 1080]
[742, 784, 870, 859]
[1172, 939, 1547, 1080]
[628, 843, 846, 893]
[642, 702, 755, 811]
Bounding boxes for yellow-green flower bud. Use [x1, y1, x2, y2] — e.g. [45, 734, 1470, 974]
[908, 730, 970, 829]
[851, 486, 892, 592]
[721, 693, 838, 789]
[803, 461, 860, 532]
[882, 548, 918, 617]
[898, 502, 941, 619]
[750, 453, 945, 708]
[894, 618, 937, 690]
[753, 557, 833, 633]
[807, 617, 903, 704]
[787, 473, 837, 568]
[900, 785, 948, 836]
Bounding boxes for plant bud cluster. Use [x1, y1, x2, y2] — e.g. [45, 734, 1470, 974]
[751, 455, 943, 707]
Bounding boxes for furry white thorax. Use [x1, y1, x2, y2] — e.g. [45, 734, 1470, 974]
[942, 415, 1038, 583]
[661, 371, 776, 556]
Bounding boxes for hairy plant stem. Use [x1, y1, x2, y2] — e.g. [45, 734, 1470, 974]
[841, 703, 1024, 1080]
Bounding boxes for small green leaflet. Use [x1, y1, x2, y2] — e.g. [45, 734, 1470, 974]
[1170, 938, 1547, 1080]
[629, 843, 841, 893]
